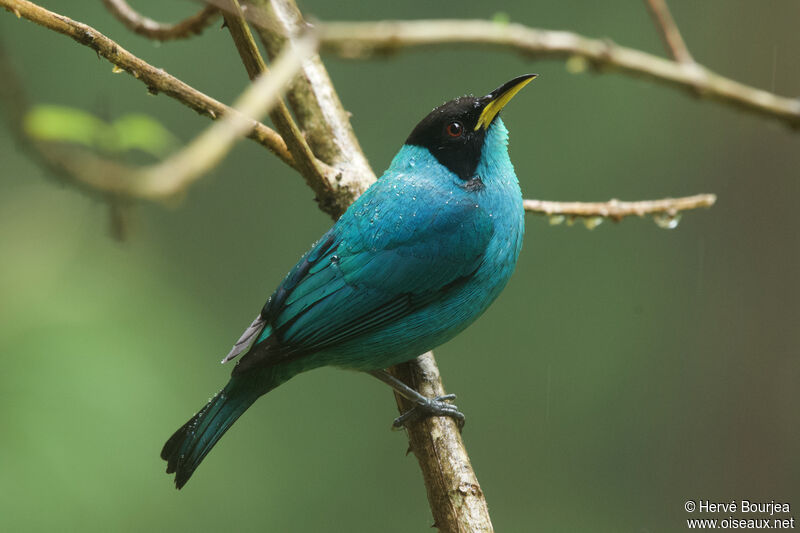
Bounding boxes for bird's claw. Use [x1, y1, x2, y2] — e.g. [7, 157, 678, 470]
[392, 394, 465, 430]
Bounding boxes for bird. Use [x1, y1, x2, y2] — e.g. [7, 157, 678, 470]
[161, 74, 536, 489]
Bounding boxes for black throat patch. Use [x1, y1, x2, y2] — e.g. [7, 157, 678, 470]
[406, 96, 487, 181]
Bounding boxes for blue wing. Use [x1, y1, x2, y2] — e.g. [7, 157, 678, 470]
[230, 173, 493, 374]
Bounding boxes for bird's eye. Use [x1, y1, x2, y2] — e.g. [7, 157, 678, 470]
[446, 121, 463, 138]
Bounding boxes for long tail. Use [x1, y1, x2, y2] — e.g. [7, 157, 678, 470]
[161, 369, 284, 489]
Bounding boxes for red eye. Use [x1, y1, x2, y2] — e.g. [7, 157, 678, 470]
[446, 121, 463, 137]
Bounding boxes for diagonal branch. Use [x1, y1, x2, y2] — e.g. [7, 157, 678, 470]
[124, 34, 315, 199]
[221, 0, 269, 80]
[250, 0, 376, 217]
[1, 0, 296, 169]
[524, 193, 716, 222]
[644, 0, 693, 64]
[101, 0, 219, 41]
[390, 354, 493, 532]
[220, 0, 335, 208]
[318, 20, 800, 130]
[6, 34, 315, 200]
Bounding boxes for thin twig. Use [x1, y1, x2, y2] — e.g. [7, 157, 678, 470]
[318, 20, 800, 130]
[24, 34, 316, 200]
[129, 34, 316, 198]
[101, 0, 219, 41]
[221, 0, 269, 79]
[0, 0, 297, 168]
[251, 0, 376, 217]
[221, 0, 333, 203]
[524, 193, 716, 221]
[644, 0, 693, 64]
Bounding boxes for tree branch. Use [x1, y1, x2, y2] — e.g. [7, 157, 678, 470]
[101, 0, 219, 41]
[220, 0, 335, 208]
[644, 0, 693, 64]
[220, 0, 269, 80]
[124, 34, 315, 199]
[524, 193, 716, 223]
[0, 0, 297, 169]
[4, 34, 314, 200]
[390, 353, 493, 532]
[318, 20, 800, 130]
[250, 0, 376, 217]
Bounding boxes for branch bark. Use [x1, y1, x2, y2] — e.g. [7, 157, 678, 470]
[120, 34, 314, 199]
[644, 0, 693, 64]
[220, 0, 336, 212]
[1, 34, 314, 200]
[101, 0, 219, 41]
[0, 0, 296, 169]
[391, 353, 493, 532]
[318, 20, 800, 130]
[524, 193, 716, 221]
[249, 0, 376, 217]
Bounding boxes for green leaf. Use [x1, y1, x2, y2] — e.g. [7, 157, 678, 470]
[23, 105, 178, 157]
[111, 114, 179, 158]
[24, 105, 109, 149]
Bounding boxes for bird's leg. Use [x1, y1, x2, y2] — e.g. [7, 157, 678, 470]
[367, 370, 465, 430]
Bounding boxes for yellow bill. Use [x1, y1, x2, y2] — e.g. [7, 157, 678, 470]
[475, 74, 538, 131]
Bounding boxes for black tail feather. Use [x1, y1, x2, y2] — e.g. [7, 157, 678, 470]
[161, 382, 258, 489]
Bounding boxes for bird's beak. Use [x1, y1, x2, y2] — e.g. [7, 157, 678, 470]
[474, 74, 538, 131]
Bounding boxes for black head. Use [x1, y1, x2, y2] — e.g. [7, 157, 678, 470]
[405, 74, 537, 181]
[406, 96, 485, 180]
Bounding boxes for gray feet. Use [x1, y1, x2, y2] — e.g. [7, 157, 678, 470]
[368, 370, 466, 429]
[392, 393, 465, 429]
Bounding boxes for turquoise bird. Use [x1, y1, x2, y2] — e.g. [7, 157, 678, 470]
[162, 74, 536, 488]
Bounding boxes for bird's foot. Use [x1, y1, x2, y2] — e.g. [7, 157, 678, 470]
[393, 394, 465, 430]
[366, 370, 466, 430]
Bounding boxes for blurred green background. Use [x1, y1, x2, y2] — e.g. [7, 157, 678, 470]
[1, 1, 798, 531]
